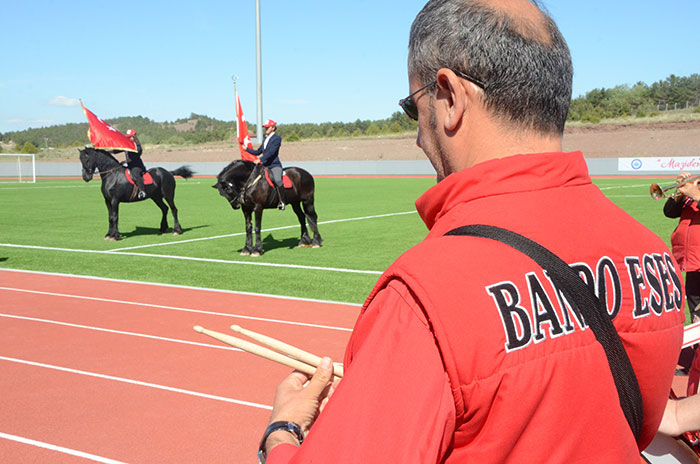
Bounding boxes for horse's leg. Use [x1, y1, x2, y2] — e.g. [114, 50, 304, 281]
[251, 207, 264, 257]
[151, 195, 170, 234]
[161, 173, 182, 235]
[105, 198, 122, 241]
[240, 208, 254, 256]
[104, 197, 114, 240]
[164, 193, 182, 235]
[303, 199, 323, 247]
[292, 202, 312, 247]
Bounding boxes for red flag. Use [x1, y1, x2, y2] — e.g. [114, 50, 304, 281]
[235, 88, 258, 162]
[81, 101, 137, 152]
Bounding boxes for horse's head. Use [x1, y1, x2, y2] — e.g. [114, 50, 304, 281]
[213, 160, 256, 209]
[78, 147, 96, 182]
[213, 179, 241, 209]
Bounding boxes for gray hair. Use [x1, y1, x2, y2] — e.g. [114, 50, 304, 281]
[408, 0, 572, 135]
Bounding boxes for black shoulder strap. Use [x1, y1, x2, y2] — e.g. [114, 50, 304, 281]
[445, 224, 643, 441]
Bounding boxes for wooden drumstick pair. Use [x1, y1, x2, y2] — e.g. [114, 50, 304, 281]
[193, 324, 344, 378]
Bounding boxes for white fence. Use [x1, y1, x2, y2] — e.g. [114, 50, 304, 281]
[656, 99, 700, 111]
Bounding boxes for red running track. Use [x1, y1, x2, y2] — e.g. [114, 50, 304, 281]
[0, 269, 360, 463]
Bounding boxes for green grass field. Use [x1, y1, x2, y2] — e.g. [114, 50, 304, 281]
[0, 175, 680, 305]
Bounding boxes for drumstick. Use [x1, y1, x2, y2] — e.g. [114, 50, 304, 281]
[193, 326, 342, 378]
[231, 324, 345, 377]
[194, 325, 317, 376]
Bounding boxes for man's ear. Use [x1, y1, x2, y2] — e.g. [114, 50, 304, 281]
[435, 68, 467, 132]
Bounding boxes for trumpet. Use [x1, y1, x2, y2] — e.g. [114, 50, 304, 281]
[650, 174, 700, 200]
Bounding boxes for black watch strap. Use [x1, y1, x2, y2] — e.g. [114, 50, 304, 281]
[257, 421, 304, 463]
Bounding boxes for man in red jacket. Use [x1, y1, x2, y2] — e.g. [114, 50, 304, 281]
[255, 1, 685, 462]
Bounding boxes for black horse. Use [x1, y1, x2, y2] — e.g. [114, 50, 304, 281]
[213, 160, 322, 256]
[79, 146, 194, 241]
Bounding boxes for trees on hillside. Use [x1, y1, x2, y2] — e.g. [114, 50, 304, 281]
[0, 111, 417, 150]
[568, 73, 700, 122]
[1, 73, 697, 150]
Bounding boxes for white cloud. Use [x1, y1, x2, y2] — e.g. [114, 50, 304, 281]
[49, 96, 80, 107]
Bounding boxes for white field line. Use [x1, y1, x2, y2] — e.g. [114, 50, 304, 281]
[596, 182, 653, 198]
[603, 195, 649, 198]
[109, 210, 417, 252]
[0, 432, 126, 464]
[0, 287, 353, 332]
[0, 244, 383, 275]
[0, 356, 272, 410]
[597, 183, 653, 190]
[0, 184, 99, 190]
[0, 181, 203, 191]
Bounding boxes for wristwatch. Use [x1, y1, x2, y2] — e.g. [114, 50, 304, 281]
[257, 421, 304, 464]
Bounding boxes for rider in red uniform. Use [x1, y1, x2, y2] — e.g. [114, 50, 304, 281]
[113, 129, 147, 199]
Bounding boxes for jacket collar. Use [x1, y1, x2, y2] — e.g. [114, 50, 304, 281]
[415, 151, 590, 230]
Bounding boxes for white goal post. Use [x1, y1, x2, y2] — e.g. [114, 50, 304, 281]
[0, 153, 36, 183]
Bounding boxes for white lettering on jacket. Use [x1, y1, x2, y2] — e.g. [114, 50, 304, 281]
[487, 253, 682, 353]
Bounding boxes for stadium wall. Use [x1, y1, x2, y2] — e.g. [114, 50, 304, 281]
[0, 158, 677, 178]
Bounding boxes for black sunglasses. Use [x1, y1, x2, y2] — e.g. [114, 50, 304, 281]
[398, 70, 486, 121]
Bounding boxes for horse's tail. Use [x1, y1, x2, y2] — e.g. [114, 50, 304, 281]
[170, 165, 194, 179]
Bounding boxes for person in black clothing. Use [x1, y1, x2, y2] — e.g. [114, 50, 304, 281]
[114, 129, 147, 200]
[242, 119, 286, 210]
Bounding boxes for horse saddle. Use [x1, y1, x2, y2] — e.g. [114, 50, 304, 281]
[264, 169, 292, 189]
[125, 169, 154, 185]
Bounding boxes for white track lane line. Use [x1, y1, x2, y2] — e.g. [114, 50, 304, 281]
[0, 268, 361, 307]
[0, 287, 353, 332]
[0, 432, 126, 464]
[0, 313, 243, 351]
[0, 356, 272, 410]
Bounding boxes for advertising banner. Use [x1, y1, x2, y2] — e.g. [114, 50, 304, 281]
[618, 157, 700, 172]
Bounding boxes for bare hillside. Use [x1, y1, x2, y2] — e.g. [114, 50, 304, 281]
[139, 120, 700, 163]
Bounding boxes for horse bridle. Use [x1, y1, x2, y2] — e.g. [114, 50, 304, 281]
[226, 167, 262, 207]
[222, 181, 242, 206]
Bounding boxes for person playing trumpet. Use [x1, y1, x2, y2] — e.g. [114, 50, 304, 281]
[664, 172, 700, 407]
[664, 172, 700, 322]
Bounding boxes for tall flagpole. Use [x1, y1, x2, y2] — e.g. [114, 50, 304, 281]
[255, 0, 263, 144]
[232, 75, 239, 135]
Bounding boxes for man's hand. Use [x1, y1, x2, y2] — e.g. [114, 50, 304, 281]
[677, 173, 700, 202]
[264, 357, 338, 452]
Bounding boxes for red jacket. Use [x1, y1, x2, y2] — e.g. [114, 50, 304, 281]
[268, 152, 684, 463]
[667, 197, 700, 272]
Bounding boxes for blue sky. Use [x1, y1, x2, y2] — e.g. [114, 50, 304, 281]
[1, 0, 697, 134]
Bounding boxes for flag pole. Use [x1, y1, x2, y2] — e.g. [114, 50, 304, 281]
[232, 75, 239, 138]
[255, 0, 263, 145]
